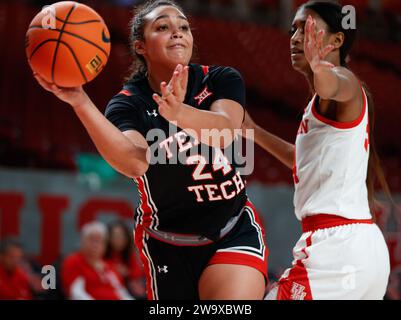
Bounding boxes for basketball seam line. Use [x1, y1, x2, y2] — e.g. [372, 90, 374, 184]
[51, 3, 79, 84]
[51, 14, 101, 25]
[29, 39, 56, 60]
[30, 39, 89, 87]
[28, 26, 109, 58]
[52, 3, 88, 85]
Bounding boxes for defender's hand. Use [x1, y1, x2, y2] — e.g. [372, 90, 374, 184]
[304, 15, 335, 73]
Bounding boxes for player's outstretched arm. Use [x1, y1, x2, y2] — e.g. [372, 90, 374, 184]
[242, 110, 294, 169]
[33, 73, 149, 179]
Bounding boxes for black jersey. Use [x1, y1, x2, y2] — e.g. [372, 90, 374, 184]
[105, 64, 247, 240]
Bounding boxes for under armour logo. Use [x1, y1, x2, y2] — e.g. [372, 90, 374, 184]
[290, 282, 306, 300]
[157, 265, 168, 273]
[147, 109, 158, 117]
[194, 86, 212, 106]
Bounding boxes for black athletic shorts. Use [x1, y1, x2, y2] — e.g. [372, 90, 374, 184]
[134, 200, 268, 300]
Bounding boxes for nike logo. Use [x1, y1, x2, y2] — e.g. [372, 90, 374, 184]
[102, 29, 110, 43]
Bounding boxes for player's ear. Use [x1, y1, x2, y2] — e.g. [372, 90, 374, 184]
[134, 40, 146, 55]
[331, 31, 344, 49]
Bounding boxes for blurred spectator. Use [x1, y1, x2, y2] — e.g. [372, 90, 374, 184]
[104, 220, 146, 299]
[61, 221, 133, 300]
[0, 238, 32, 300]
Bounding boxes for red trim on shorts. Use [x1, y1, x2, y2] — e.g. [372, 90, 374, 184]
[136, 178, 154, 228]
[277, 233, 314, 300]
[311, 86, 367, 129]
[302, 214, 373, 233]
[119, 89, 132, 96]
[207, 251, 268, 281]
[134, 226, 154, 300]
[207, 200, 269, 283]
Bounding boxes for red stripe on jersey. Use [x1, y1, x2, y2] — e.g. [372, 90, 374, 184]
[201, 65, 209, 75]
[292, 147, 299, 184]
[311, 86, 367, 129]
[119, 89, 132, 96]
[364, 123, 370, 152]
[136, 178, 154, 228]
[134, 226, 155, 300]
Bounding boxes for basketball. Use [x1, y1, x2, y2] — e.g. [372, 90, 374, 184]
[25, 1, 111, 87]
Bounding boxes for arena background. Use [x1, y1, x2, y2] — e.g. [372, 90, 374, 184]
[0, 0, 400, 299]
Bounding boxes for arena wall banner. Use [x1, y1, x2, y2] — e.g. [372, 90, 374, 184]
[0, 168, 138, 264]
[0, 168, 399, 274]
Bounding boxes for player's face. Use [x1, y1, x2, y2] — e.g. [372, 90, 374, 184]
[290, 8, 330, 74]
[82, 232, 106, 259]
[0, 246, 23, 272]
[110, 226, 128, 252]
[139, 6, 193, 70]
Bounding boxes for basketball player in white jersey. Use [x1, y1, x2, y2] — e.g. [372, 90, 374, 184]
[243, 1, 390, 299]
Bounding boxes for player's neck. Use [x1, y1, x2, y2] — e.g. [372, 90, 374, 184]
[147, 65, 175, 94]
[304, 72, 315, 94]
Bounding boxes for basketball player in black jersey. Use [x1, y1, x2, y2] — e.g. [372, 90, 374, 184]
[33, 0, 267, 300]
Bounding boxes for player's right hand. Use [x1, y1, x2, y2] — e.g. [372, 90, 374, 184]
[152, 64, 189, 122]
[304, 15, 335, 73]
[33, 72, 89, 108]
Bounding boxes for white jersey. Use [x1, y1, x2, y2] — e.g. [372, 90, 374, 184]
[293, 87, 371, 220]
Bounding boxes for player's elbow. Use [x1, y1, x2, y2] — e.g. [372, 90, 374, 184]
[207, 126, 236, 149]
[111, 159, 149, 179]
[124, 161, 149, 179]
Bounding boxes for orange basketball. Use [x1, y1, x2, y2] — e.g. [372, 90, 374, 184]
[25, 1, 111, 87]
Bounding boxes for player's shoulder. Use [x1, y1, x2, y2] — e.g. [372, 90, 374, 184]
[189, 63, 241, 77]
[107, 88, 133, 105]
[206, 65, 243, 81]
[105, 79, 146, 114]
[109, 79, 143, 102]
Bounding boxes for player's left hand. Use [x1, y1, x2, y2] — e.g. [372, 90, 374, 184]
[152, 64, 189, 122]
[304, 15, 335, 73]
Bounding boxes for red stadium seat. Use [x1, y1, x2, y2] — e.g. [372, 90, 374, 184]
[381, 0, 401, 13]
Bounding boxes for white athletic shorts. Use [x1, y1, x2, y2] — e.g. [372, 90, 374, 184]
[266, 214, 390, 300]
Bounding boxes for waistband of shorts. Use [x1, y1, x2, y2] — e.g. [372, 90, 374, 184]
[301, 214, 373, 233]
[142, 210, 243, 246]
